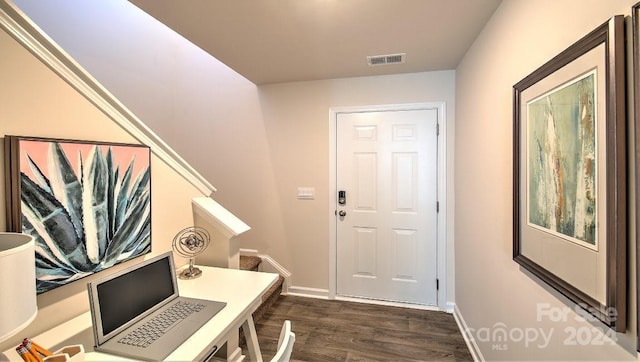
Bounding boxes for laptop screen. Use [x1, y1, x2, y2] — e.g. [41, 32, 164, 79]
[98, 256, 174, 335]
[87, 252, 179, 345]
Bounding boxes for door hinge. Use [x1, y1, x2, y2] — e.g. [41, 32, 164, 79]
[436, 201, 439, 212]
[436, 123, 440, 136]
[436, 278, 439, 290]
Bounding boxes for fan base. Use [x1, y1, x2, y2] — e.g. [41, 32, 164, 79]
[179, 267, 202, 279]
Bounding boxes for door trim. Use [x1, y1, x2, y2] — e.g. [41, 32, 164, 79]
[328, 102, 448, 310]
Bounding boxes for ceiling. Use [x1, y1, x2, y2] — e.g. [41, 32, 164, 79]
[129, 0, 502, 85]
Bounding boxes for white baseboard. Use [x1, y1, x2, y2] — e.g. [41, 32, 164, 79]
[259, 254, 292, 290]
[238, 250, 450, 315]
[453, 303, 484, 362]
[339, 295, 441, 311]
[286, 288, 443, 314]
[258, 254, 291, 277]
[286, 286, 330, 299]
[445, 302, 455, 313]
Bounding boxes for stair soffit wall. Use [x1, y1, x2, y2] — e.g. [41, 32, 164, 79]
[0, 0, 215, 196]
[2, 0, 276, 318]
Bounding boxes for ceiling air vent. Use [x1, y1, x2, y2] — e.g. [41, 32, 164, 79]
[366, 53, 406, 66]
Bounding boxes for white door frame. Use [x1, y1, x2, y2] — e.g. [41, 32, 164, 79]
[328, 102, 448, 311]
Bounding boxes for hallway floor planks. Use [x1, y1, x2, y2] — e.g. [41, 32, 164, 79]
[247, 295, 473, 361]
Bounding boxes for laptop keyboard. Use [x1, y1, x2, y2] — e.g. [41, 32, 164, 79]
[118, 301, 206, 348]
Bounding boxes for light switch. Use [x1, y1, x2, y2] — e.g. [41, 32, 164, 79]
[297, 187, 315, 200]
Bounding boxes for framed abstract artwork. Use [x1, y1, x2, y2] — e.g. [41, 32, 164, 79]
[4, 136, 152, 294]
[512, 16, 626, 331]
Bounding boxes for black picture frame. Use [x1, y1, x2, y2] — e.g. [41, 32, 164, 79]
[512, 16, 626, 332]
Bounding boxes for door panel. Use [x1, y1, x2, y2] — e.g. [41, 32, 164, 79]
[354, 153, 377, 209]
[354, 227, 377, 277]
[336, 109, 438, 305]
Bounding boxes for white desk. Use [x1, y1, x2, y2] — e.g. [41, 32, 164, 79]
[2, 266, 278, 362]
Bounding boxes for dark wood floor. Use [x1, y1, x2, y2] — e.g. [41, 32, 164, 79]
[245, 295, 473, 361]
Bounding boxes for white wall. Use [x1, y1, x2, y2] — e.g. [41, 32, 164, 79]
[12, 0, 457, 299]
[455, 0, 637, 360]
[0, 23, 204, 352]
[258, 71, 456, 298]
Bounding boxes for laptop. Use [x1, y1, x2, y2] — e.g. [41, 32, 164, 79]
[87, 251, 226, 361]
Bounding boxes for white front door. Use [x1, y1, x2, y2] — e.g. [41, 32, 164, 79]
[336, 108, 438, 305]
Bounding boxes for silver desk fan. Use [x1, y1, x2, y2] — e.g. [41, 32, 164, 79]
[172, 226, 210, 279]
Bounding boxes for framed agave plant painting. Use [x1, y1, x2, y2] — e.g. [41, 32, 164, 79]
[4, 136, 152, 294]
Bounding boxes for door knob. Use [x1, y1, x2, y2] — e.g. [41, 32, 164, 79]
[338, 210, 347, 217]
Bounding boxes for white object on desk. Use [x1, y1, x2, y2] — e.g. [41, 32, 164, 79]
[43, 345, 85, 362]
[0, 233, 37, 343]
[2, 266, 278, 362]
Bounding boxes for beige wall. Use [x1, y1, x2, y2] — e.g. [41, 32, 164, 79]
[258, 71, 456, 296]
[456, 0, 636, 360]
[12, 0, 457, 298]
[10, 0, 283, 273]
[0, 21, 204, 352]
[10, 0, 639, 359]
